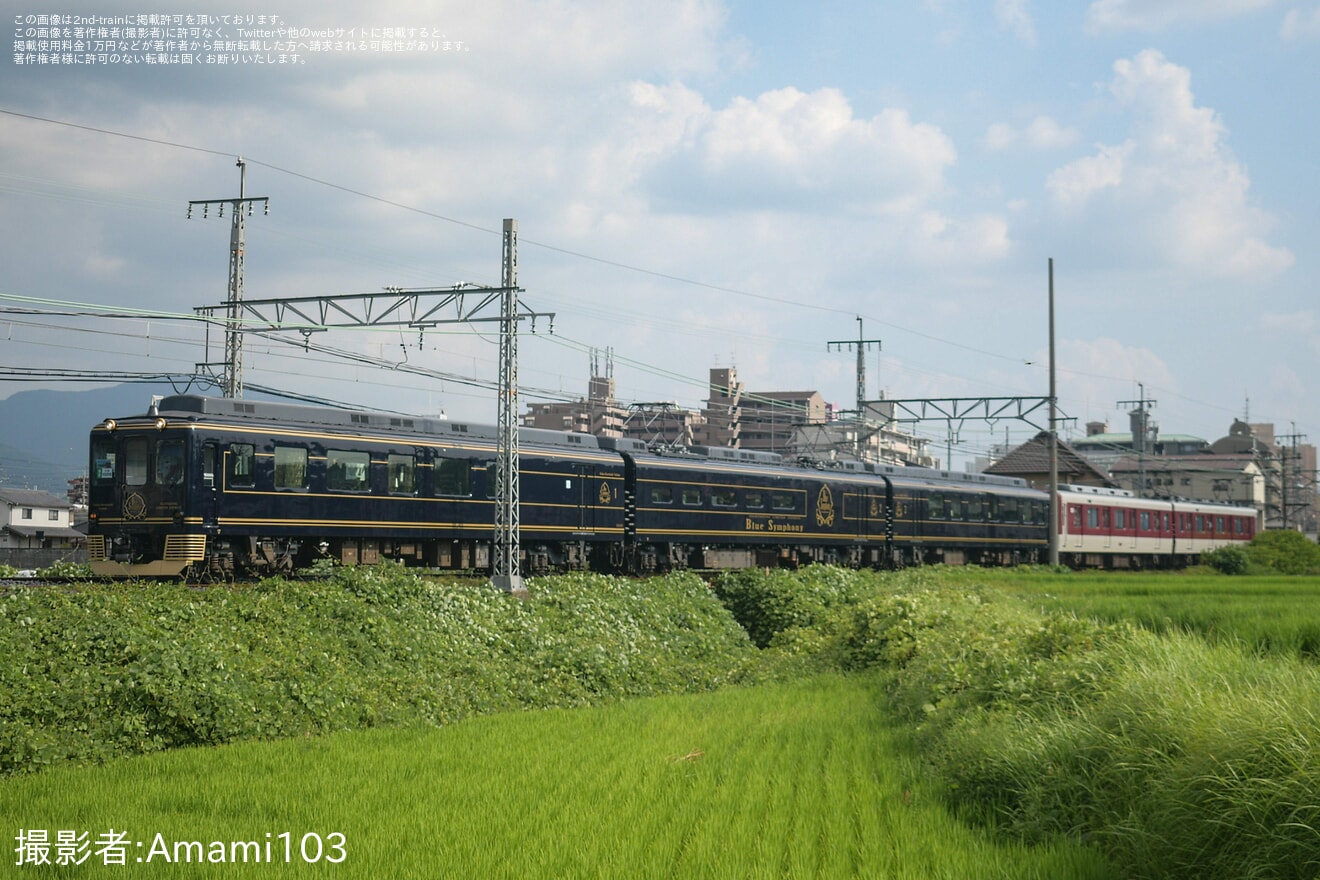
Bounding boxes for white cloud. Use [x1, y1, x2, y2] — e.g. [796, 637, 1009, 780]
[626, 85, 959, 215]
[1259, 310, 1317, 334]
[995, 0, 1036, 44]
[1045, 50, 1293, 278]
[1281, 5, 1320, 39]
[984, 115, 1079, 152]
[1085, 0, 1277, 33]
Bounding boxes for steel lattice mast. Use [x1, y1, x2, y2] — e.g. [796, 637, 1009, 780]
[491, 219, 525, 594]
[188, 158, 268, 398]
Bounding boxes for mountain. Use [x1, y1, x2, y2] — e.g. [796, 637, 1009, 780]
[0, 384, 181, 494]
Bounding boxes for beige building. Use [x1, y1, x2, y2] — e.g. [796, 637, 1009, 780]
[0, 488, 83, 550]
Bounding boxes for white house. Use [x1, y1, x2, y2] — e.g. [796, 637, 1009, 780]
[0, 488, 84, 550]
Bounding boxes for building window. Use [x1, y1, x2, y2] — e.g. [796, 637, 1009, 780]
[21, 508, 32, 520]
[48, 510, 59, 521]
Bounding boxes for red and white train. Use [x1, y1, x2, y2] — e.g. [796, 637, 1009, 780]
[1056, 483, 1257, 569]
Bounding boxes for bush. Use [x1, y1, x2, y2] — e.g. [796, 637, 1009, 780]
[1245, 529, 1320, 574]
[1201, 544, 1251, 575]
[0, 568, 757, 776]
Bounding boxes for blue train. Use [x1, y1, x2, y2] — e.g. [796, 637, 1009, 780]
[87, 394, 1052, 578]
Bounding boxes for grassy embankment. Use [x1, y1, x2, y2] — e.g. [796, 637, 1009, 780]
[5, 560, 1320, 877]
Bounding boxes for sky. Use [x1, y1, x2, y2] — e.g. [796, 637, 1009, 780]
[2, 0, 1318, 468]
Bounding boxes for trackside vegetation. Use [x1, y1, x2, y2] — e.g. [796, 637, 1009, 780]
[4, 554, 1320, 878]
[0, 567, 755, 774]
[712, 565, 1320, 880]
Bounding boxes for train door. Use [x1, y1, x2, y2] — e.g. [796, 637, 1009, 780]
[576, 464, 598, 534]
[199, 441, 220, 530]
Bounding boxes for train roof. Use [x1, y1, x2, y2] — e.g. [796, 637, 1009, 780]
[133, 395, 606, 452]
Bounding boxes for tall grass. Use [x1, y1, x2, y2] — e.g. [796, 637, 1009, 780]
[0, 675, 1116, 879]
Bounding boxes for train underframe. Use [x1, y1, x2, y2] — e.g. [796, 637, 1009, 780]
[92, 527, 1050, 580]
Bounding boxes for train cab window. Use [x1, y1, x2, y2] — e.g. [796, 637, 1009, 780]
[274, 445, 309, 491]
[771, 492, 796, 512]
[327, 449, 370, 492]
[650, 486, 673, 504]
[388, 454, 416, 495]
[435, 459, 472, 496]
[156, 439, 185, 486]
[92, 438, 117, 484]
[125, 437, 149, 487]
[229, 444, 255, 488]
[711, 488, 738, 508]
[745, 491, 765, 510]
[681, 487, 703, 506]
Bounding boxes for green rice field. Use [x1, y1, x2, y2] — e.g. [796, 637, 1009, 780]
[0, 674, 1116, 879]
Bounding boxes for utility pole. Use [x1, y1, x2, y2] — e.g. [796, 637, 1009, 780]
[828, 318, 883, 458]
[1278, 424, 1308, 531]
[827, 317, 882, 414]
[188, 158, 269, 398]
[491, 219, 525, 594]
[1117, 384, 1157, 498]
[1048, 258, 1059, 567]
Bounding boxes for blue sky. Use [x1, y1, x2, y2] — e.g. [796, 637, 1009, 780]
[2, 0, 1317, 466]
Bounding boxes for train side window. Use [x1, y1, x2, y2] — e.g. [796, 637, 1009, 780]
[988, 496, 1000, 520]
[156, 439, 185, 486]
[929, 493, 944, 520]
[1115, 509, 1126, 530]
[125, 437, 149, 487]
[948, 497, 963, 521]
[745, 490, 765, 510]
[1086, 507, 1098, 529]
[1140, 511, 1151, 531]
[388, 454, 416, 495]
[435, 458, 472, 496]
[1216, 516, 1225, 533]
[230, 444, 255, 488]
[967, 495, 983, 520]
[650, 486, 673, 504]
[681, 487, 703, 506]
[92, 438, 117, 484]
[771, 492, 796, 512]
[327, 449, 370, 492]
[274, 445, 308, 490]
[711, 488, 738, 508]
[1004, 498, 1019, 522]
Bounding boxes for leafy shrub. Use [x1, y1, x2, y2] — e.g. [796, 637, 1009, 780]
[0, 568, 756, 776]
[1244, 529, 1320, 574]
[1201, 544, 1251, 575]
[711, 566, 867, 648]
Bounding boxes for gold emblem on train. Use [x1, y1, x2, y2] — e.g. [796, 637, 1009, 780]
[599, 481, 612, 505]
[123, 492, 147, 520]
[816, 484, 835, 527]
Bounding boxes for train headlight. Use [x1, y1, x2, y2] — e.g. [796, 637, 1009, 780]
[154, 417, 167, 431]
[103, 419, 116, 431]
